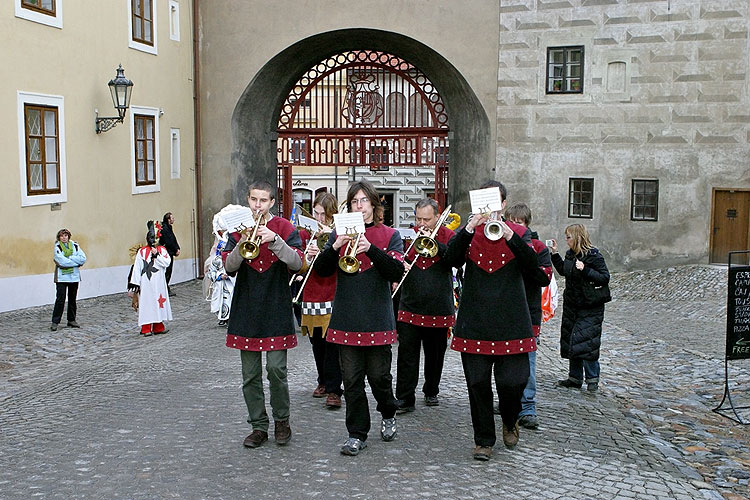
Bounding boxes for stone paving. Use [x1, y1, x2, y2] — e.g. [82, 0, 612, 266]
[0, 265, 748, 499]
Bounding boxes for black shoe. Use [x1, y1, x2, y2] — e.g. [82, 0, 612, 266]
[50, 323, 58, 331]
[424, 395, 439, 406]
[557, 378, 583, 389]
[67, 320, 80, 328]
[587, 382, 599, 392]
[395, 399, 415, 414]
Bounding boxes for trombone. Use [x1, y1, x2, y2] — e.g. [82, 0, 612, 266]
[392, 205, 452, 297]
[238, 211, 266, 260]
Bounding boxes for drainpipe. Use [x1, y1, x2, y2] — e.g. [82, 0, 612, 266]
[192, 0, 204, 277]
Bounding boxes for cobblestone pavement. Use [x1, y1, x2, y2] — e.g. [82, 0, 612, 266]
[0, 265, 748, 499]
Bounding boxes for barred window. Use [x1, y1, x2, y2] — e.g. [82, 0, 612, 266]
[547, 46, 583, 94]
[24, 104, 60, 195]
[631, 179, 659, 221]
[568, 178, 593, 218]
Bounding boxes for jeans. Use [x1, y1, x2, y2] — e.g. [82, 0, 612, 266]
[52, 282, 78, 324]
[240, 349, 289, 432]
[568, 358, 600, 384]
[395, 322, 448, 405]
[519, 351, 536, 417]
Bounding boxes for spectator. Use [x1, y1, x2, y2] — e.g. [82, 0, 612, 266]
[51, 229, 87, 331]
[159, 212, 180, 296]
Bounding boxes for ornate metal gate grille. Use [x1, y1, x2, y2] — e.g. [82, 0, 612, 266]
[277, 50, 449, 218]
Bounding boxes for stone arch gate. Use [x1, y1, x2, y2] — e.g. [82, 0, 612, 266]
[276, 50, 449, 224]
[229, 29, 491, 227]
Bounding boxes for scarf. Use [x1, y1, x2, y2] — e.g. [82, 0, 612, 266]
[59, 241, 74, 275]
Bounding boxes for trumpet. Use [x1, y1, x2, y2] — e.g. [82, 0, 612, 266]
[338, 231, 362, 274]
[413, 205, 453, 258]
[484, 213, 505, 241]
[238, 211, 266, 260]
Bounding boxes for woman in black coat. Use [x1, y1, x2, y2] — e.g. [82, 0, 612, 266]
[550, 224, 610, 392]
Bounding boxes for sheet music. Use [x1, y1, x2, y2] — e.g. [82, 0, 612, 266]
[297, 215, 318, 233]
[334, 212, 365, 235]
[397, 228, 417, 240]
[469, 187, 503, 214]
[221, 207, 256, 233]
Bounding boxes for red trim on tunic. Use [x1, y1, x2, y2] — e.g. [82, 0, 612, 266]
[326, 329, 397, 346]
[397, 310, 456, 328]
[450, 335, 537, 355]
[532, 325, 540, 337]
[226, 334, 298, 351]
[466, 221, 528, 274]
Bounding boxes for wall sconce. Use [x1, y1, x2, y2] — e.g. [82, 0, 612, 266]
[95, 65, 134, 134]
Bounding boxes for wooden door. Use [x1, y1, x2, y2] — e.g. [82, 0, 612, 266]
[711, 190, 750, 263]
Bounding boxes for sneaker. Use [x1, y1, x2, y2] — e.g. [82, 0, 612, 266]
[217, 320, 227, 327]
[473, 445, 492, 461]
[380, 417, 397, 441]
[395, 399, 415, 414]
[557, 378, 583, 389]
[312, 384, 326, 398]
[518, 415, 539, 429]
[424, 395, 439, 406]
[325, 393, 342, 408]
[340, 437, 367, 456]
[587, 382, 599, 392]
[142, 331, 153, 337]
[50, 323, 58, 331]
[67, 320, 80, 328]
[243, 430, 268, 448]
[274, 420, 291, 445]
[502, 422, 519, 449]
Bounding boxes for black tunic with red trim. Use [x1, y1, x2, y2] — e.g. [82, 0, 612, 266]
[443, 222, 539, 356]
[313, 222, 404, 346]
[222, 216, 303, 351]
[298, 229, 337, 315]
[525, 232, 553, 335]
[398, 225, 456, 328]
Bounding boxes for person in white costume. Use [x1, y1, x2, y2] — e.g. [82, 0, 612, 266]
[205, 210, 236, 326]
[129, 221, 173, 336]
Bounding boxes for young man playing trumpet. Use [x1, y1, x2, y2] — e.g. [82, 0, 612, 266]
[314, 180, 404, 456]
[222, 180, 303, 449]
[394, 198, 456, 413]
[443, 180, 539, 461]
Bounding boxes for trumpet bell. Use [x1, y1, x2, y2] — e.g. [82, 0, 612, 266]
[239, 240, 260, 260]
[414, 236, 438, 258]
[484, 220, 503, 241]
[338, 255, 360, 274]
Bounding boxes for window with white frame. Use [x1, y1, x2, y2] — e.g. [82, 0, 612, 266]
[15, 0, 62, 28]
[17, 92, 67, 207]
[128, 0, 158, 55]
[169, 0, 180, 41]
[170, 128, 180, 179]
[130, 106, 160, 194]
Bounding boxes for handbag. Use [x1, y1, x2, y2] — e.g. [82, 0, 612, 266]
[580, 280, 611, 307]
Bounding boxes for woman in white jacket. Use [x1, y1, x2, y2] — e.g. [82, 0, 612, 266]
[51, 228, 87, 331]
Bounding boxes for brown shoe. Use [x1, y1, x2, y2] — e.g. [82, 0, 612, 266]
[502, 422, 519, 449]
[325, 393, 342, 408]
[312, 384, 326, 398]
[242, 430, 268, 448]
[274, 420, 292, 445]
[473, 445, 492, 461]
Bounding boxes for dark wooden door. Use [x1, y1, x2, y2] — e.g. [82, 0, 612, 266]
[711, 190, 750, 263]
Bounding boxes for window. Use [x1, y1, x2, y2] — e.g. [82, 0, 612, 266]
[369, 142, 390, 171]
[169, 0, 180, 41]
[631, 180, 659, 221]
[17, 92, 67, 207]
[568, 178, 593, 218]
[128, 0, 157, 54]
[290, 138, 306, 163]
[547, 46, 583, 94]
[170, 128, 180, 179]
[15, 0, 62, 28]
[130, 106, 160, 194]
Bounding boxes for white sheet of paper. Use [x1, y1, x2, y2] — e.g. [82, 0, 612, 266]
[469, 187, 503, 214]
[397, 228, 417, 240]
[221, 207, 256, 232]
[334, 212, 365, 235]
[297, 214, 318, 233]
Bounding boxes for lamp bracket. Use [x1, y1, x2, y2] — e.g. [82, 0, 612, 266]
[95, 111, 124, 134]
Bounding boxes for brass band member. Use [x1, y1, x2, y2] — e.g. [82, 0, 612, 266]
[298, 192, 343, 408]
[222, 180, 303, 449]
[442, 180, 539, 461]
[394, 198, 455, 413]
[313, 180, 405, 456]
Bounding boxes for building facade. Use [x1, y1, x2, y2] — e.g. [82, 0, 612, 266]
[0, 0, 197, 312]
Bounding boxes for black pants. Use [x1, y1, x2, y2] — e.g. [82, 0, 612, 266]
[309, 327, 342, 395]
[461, 352, 529, 447]
[395, 322, 448, 405]
[165, 254, 174, 285]
[52, 282, 79, 324]
[339, 344, 398, 441]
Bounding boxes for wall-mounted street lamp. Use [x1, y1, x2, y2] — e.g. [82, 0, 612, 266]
[95, 65, 134, 134]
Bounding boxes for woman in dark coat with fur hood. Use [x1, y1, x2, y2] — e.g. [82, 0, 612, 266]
[550, 224, 610, 392]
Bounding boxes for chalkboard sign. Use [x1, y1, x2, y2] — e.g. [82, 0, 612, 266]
[727, 263, 750, 360]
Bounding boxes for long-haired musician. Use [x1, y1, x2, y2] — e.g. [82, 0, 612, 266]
[313, 180, 404, 456]
[222, 180, 303, 449]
